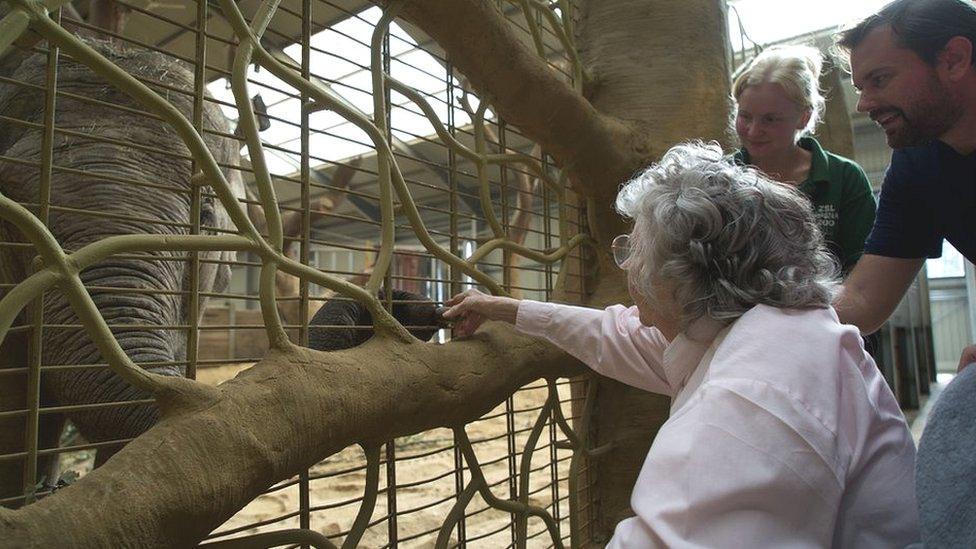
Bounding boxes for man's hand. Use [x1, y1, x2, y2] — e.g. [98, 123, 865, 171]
[958, 344, 976, 374]
[442, 289, 520, 338]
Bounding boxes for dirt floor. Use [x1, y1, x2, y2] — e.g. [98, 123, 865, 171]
[195, 363, 577, 547]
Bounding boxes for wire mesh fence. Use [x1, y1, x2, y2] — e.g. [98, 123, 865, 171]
[0, 0, 595, 545]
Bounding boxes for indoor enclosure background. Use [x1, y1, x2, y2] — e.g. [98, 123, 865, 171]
[0, 0, 594, 546]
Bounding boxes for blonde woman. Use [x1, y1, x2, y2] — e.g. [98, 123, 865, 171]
[444, 142, 918, 547]
[732, 45, 875, 273]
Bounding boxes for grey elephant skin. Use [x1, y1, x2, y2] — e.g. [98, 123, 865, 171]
[0, 39, 243, 504]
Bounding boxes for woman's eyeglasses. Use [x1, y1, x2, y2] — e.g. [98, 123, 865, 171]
[611, 234, 631, 268]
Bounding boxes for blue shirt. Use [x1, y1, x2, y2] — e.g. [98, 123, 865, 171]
[865, 141, 976, 262]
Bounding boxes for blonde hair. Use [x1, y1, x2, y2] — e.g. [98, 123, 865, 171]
[731, 45, 825, 136]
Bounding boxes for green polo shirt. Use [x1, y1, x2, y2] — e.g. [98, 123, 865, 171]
[733, 137, 876, 273]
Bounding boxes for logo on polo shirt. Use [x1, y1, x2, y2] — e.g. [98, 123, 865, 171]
[815, 204, 838, 230]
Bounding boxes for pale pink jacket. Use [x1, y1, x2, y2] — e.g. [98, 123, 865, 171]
[516, 300, 920, 548]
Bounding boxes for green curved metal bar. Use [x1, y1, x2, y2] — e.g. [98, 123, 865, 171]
[532, 0, 582, 87]
[0, 234, 255, 342]
[555, 376, 614, 548]
[230, 0, 289, 347]
[0, 0, 72, 59]
[200, 529, 339, 549]
[341, 445, 381, 549]
[504, 0, 583, 90]
[471, 102, 507, 239]
[454, 427, 564, 548]
[518, 0, 547, 57]
[387, 78, 583, 264]
[58, 275, 166, 393]
[0, 191, 67, 268]
[482, 152, 561, 195]
[365, 5, 402, 294]
[233, 0, 283, 252]
[387, 77, 588, 272]
[68, 234, 257, 270]
[567, 441, 583, 548]
[546, 378, 582, 448]
[558, 0, 574, 39]
[516, 396, 555, 548]
[386, 78, 480, 161]
[387, 164, 506, 296]
[383, 80, 587, 292]
[274, 254, 412, 342]
[466, 234, 586, 266]
[0, 269, 59, 345]
[434, 478, 483, 549]
[0, 7, 31, 59]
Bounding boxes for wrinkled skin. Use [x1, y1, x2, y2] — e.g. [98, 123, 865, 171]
[308, 289, 444, 351]
[0, 39, 243, 503]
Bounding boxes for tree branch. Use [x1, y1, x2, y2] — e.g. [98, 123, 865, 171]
[0, 324, 585, 547]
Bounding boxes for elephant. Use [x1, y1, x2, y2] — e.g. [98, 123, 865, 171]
[308, 288, 445, 351]
[0, 38, 244, 504]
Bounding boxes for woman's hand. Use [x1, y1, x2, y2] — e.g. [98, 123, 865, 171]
[442, 289, 520, 338]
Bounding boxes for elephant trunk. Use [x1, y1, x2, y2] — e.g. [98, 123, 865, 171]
[41, 254, 188, 445]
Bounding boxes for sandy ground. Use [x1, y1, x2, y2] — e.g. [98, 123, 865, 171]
[195, 363, 578, 547]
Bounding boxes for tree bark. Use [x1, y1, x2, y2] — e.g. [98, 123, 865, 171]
[574, 1, 733, 540]
[0, 325, 585, 547]
[814, 59, 856, 160]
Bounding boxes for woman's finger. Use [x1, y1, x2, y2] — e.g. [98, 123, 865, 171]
[441, 302, 466, 319]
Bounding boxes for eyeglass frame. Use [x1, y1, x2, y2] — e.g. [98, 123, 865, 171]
[611, 234, 631, 268]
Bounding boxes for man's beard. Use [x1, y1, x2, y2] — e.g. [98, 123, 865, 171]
[874, 77, 961, 148]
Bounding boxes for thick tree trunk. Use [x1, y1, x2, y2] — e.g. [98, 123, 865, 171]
[571, 1, 733, 541]
[814, 60, 856, 160]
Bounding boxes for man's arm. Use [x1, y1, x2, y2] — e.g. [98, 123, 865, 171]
[834, 254, 925, 334]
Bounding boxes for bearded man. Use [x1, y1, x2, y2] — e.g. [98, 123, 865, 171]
[834, 3, 976, 546]
[834, 0, 976, 369]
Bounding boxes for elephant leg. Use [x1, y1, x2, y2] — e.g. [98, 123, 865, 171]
[37, 413, 65, 486]
[0, 332, 29, 505]
[93, 444, 124, 468]
[0, 382, 66, 507]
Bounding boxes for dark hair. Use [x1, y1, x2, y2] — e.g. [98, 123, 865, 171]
[837, 0, 976, 66]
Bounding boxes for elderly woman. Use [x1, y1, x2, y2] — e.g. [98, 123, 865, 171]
[443, 142, 919, 547]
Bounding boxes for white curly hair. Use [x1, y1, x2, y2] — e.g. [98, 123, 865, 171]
[615, 140, 839, 328]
